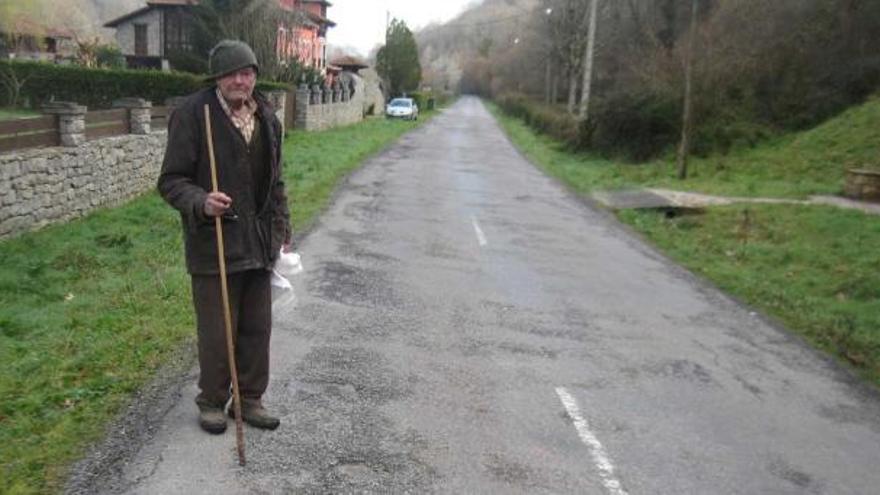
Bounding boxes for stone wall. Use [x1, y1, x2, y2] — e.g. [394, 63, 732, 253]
[0, 90, 292, 241]
[0, 132, 167, 240]
[360, 68, 387, 116]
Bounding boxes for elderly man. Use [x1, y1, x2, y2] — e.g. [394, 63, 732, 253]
[158, 40, 291, 434]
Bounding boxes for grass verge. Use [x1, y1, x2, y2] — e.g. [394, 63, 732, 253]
[489, 101, 880, 387]
[489, 96, 880, 198]
[0, 111, 436, 494]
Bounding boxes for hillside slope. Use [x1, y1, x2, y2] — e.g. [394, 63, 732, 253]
[417, 0, 538, 92]
[674, 94, 880, 198]
[494, 93, 880, 199]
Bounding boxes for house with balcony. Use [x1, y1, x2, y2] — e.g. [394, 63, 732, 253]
[103, 0, 335, 71]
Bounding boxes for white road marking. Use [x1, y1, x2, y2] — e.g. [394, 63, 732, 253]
[471, 215, 488, 247]
[555, 387, 628, 495]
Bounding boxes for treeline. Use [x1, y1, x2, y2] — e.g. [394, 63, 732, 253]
[453, 0, 880, 161]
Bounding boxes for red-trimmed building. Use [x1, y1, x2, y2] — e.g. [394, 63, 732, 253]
[104, 0, 335, 71]
[277, 0, 335, 71]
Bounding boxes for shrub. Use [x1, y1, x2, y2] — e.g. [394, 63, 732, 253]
[0, 60, 289, 109]
[407, 91, 427, 111]
[587, 90, 680, 162]
[95, 46, 125, 70]
[496, 93, 578, 147]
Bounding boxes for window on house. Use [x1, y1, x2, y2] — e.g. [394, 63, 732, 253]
[135, 24, 148, 56]
[164, 9, 193, 53]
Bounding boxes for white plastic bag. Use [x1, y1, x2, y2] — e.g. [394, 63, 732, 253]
[276, 250, 304, 278]
[271, 250, 304, 304]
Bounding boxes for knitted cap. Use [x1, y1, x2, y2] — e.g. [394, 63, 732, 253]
[208, 40, 259, 80]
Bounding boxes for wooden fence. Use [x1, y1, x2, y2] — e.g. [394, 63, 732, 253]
[0, 115, 59, 153]
[85, 109, 130, 140]
[0, 106, 170, 154]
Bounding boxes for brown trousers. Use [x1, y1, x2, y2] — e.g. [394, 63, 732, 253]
[191, 269, 272, 408]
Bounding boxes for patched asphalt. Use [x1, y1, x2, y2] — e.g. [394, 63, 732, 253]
[67, 97, 880, 494]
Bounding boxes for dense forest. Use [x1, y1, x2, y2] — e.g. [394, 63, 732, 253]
[419, 0, 880, 160]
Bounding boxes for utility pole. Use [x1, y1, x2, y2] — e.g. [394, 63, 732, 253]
[385, 10, 392, 98]
[676, 0, 699, 180]
[543, 7, 554, 104]
[578, 0, 599, 121]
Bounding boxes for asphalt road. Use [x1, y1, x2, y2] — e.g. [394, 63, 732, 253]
[72, 97, 880, 494]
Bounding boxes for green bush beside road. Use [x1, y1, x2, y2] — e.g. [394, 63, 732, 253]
[0, 112, 436, 494]
[489, 100, 880, 387]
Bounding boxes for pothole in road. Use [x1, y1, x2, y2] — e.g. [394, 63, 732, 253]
[294, 346, 411, 405]
[310, 261, 400, 308]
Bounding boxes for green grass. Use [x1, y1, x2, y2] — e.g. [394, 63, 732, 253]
[0, 108, 40, 121]
[619, 206, 880, 383]
[490, 99, 880, 387]
[0, 111, 435, 494]
[490, 96, 880, 198]
[0, 198, 192, 495]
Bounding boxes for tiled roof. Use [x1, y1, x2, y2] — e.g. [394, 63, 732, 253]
[147, 0, 199, 5]
[303, 10, 336, 28]
[105, 0, 334, 28]
[330, 55, 367, 69]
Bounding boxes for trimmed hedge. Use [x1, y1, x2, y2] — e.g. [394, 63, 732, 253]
[0, 60, 289, 109]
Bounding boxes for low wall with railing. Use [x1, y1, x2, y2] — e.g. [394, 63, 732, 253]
[0, 91, 288, 240]
[295, 76, 367, 131]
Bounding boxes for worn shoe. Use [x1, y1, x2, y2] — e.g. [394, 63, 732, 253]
[198, 404, 228, 434]
[228, 399, 281, 430]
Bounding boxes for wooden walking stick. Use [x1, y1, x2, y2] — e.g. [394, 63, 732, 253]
[204, 104, 246, 466]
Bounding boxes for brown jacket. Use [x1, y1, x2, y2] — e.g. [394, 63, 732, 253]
[157, 87, 291, 275]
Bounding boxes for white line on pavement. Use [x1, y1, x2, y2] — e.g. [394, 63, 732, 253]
[471, 215, 488, 247]
[555, 387, 628, 495]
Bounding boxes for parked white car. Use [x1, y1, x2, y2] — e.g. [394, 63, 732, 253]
[385, 98, 419, 120]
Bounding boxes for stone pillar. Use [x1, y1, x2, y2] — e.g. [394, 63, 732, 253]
[42, 101, 87, 147]
[296, 84, 310, 130]
[310, 84, 322, 105]
[113, 97, 152, 135]
[341, 82, 350, 102]
[323, 83, 332, 104]
[265, 90, 287, 134]
[332, 82, 341, 103]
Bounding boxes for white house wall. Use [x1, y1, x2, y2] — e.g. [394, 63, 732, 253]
[115, 9, 163, 57]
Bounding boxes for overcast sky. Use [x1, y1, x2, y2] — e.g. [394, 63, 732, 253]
[327, 0, 477, 56]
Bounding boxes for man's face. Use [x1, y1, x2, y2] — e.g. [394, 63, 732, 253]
[217, 66, 256, 106]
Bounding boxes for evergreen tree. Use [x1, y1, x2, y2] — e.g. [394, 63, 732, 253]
[377, 18, 422, 97]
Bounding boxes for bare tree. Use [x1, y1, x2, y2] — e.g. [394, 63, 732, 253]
[545, 0, 591, 114]
[0, 64, 32, 107]
[192, 0, 307, 79]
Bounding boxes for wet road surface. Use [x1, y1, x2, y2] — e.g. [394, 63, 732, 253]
[75, 97, 880, 494]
